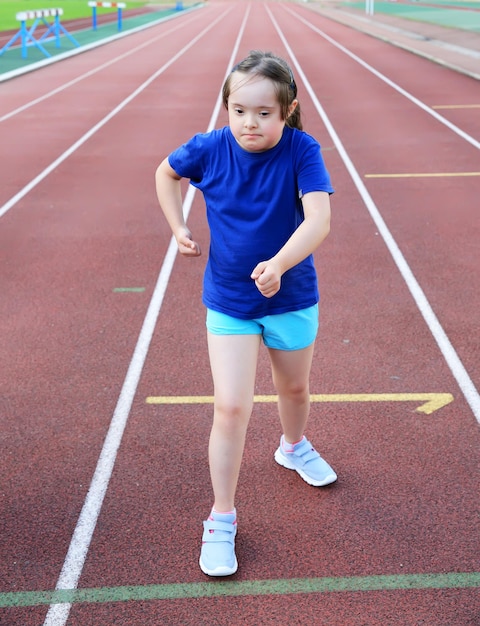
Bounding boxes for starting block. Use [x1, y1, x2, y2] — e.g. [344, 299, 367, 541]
[88, 2, 126, 31]
[0, 8, 80, 59]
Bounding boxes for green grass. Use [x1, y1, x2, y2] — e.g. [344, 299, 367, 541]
[0, 0, 161, 31]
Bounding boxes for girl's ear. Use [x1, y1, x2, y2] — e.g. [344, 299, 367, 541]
[287, 99, 299, 118]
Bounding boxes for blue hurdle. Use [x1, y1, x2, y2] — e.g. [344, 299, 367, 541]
[0, 8, 80, 59]
[88, 2, 126, 31]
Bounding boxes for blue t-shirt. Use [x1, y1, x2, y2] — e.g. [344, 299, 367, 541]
[168, 125, 334, 319]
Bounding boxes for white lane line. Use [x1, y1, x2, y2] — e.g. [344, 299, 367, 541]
[0, 8, 228, 221]
[42, 7, 248, 626]
[283, 5, 480, 152]
[267, 5, 480, 424]
[0, 12, 201, 122]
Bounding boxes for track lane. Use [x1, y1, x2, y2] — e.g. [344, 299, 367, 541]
[1, 2, 478, 624]
[0, 9, 206, 116]
[0, 4, 232, 210]
[269, 2, 480, 403]
[0, 5, 245, 625]
[294, 3, 480, 142]
[70, 0, 479, 621]
[0, 10, 205, 123]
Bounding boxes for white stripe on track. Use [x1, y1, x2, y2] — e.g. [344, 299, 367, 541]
[0, 11, 200, 122]
[42, 7, 249, 626]
[267, 5, 480, 424]
[284, 5, 480, 152]
[0, 9, 228, 221]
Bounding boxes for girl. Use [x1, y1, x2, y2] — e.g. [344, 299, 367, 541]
[155, 50, 336, 577]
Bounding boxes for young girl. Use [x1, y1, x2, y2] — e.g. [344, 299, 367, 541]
[155, 50, 336, 577]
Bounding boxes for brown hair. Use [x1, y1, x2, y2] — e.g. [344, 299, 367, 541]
[222, 50, 302, 131]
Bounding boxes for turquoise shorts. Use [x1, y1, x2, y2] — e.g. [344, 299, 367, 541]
[206, 304, 319, 351]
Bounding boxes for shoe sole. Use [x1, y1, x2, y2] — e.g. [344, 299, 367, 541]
[199, 556, 238, 577]
[274, 448, 337, 487]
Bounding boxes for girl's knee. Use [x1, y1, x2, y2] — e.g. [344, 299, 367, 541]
[213, 400, 252, 430]
[277, 380, 309, 401]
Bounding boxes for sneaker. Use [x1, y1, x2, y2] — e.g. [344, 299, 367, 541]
[274, 435, 337, 486]
[199, 510, 238, 576]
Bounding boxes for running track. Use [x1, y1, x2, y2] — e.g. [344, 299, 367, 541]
[0, 2, 479, 624]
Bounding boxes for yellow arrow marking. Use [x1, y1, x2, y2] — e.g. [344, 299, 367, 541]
[432, 104, 480, 109]
[146, 393, 454, 415]
[365, 172, 480, 178]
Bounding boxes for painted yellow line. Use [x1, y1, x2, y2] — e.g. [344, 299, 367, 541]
[146, 393, 454, 415]
[432, 104, 480, 109]
[365, 172, 480, 178]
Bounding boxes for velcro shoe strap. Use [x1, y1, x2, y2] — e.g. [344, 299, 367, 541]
[299, 448, 320, 463]
[202, 520, 235, 543]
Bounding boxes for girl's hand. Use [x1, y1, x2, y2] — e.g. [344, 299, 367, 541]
[250, 260, 282, 298]
[176, 228, 201, 257]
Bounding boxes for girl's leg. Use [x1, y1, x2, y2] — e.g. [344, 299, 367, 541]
[207, 332, 261, 512]
[269, 343, 337, 487]
[268, 343, 315, 443]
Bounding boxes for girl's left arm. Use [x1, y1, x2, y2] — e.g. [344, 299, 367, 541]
[250, 191, 331, 298]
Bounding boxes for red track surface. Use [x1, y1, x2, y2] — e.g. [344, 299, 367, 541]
[1, 2, 479, 624]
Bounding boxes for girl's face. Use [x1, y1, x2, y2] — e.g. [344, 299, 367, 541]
[227, 72, 297, 153]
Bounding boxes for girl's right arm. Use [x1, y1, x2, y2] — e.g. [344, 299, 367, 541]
[155, 158, 201, 256]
